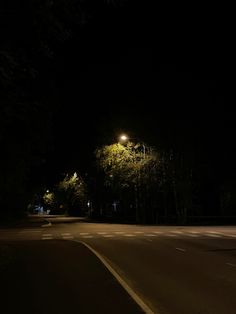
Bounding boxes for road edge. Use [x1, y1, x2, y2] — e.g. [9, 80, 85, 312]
[41, 220, 52, 227]
[75, 240, 156, 314]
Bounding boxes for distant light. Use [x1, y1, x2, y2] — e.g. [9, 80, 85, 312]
[46, 190, 49, 193]
[120, 134, 128, 141]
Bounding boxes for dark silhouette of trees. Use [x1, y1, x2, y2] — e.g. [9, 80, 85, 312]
[55, 172, 87, 216]
[0, 0, 89, 219]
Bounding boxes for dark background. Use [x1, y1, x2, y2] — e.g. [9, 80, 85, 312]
[0, 1, 234, 207]
[48, 1, 233, 181]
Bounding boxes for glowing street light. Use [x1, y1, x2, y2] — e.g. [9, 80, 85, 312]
[119, 133, 146, 158]
[119, 134, 129, 141]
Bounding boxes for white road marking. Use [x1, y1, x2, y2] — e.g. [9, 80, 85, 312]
[97, 232, 107, 234]
[171, 231, 183, 234]
[134, 231, 144, 234]
[114, 231, 125, 234]
[186, 234, 199, 237]
[102, 235, 114, 238]
[226, 263, 236, 267]
[42, 234, 52, 236]
[205, 234, 222, 238]
[225, 234, 236, 238]
[208, 231, 223, 235]
[176, 247, 186, 252]
[78, 241, 156, 314]
[61, 233, 72, 236]
[144, 234, 157, 237]
[153, 231, 163, 234]
[62, 236, 74, 239]
[79, 232, 90, 235]
[165, 234, 177, 237]
[41, 222, 52, 227]
[82, 235, 94, 238]
[124, 234, 135, 237]
[42, 236, 53, 240]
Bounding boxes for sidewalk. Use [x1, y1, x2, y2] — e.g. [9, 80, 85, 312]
[0, 239, 144, 314]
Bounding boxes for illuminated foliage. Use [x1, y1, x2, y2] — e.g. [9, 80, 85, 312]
[96, 142, 160, 187]
[56, 172, 87, 214]
[43, 192, 55, 206]
[95, 141, 162, 223]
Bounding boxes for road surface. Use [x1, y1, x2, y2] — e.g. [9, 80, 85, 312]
[1, 216, 236, 314]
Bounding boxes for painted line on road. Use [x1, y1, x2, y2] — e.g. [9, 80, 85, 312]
[61, 233, 72, 236]
[186, 234, 199, 237]
[82, 235, 94, 238]
[41, 222, 52, 228]
[123, 234, 135, 237]
[225, 234, 236, 238]
[205, 234, 222, 238]
[79, 232, 90, 235]
[62, 235, 74, 239]
[144, 234, 157, 237]
[114, 231, 125, 234]
[42, 236, 53, 240]
[175, 247, 186, 252]
[77, 240, 155, 314]
[226, 263, 236, 268]
[102, 235, 114, 238]
[207, 231, 224, 236]
[42, 234, 53, 236]
[134, 231, 144, 234]
[97, 232, 108, 234]
[171, 231, 183, 234]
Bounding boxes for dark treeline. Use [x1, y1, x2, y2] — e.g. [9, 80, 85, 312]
[90, 128, 236, 225]
[0, 0, 127, 220]
[0, 0, 92, 219]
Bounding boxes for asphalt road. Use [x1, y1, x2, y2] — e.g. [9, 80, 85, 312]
[1, 216, 236, 314]
[0, 239, 143, 314]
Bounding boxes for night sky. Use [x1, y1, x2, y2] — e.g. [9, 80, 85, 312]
[47, 2, 230, 177]
[2, 1, 234, 186]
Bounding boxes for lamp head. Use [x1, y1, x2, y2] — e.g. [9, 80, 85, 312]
[119, 134, 128, 141]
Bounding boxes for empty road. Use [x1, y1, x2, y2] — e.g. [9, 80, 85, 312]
[1, 216, 236, 314]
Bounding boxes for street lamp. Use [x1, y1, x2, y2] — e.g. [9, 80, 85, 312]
[119, 134, 129, 142]
[119, 134, 146, 158]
